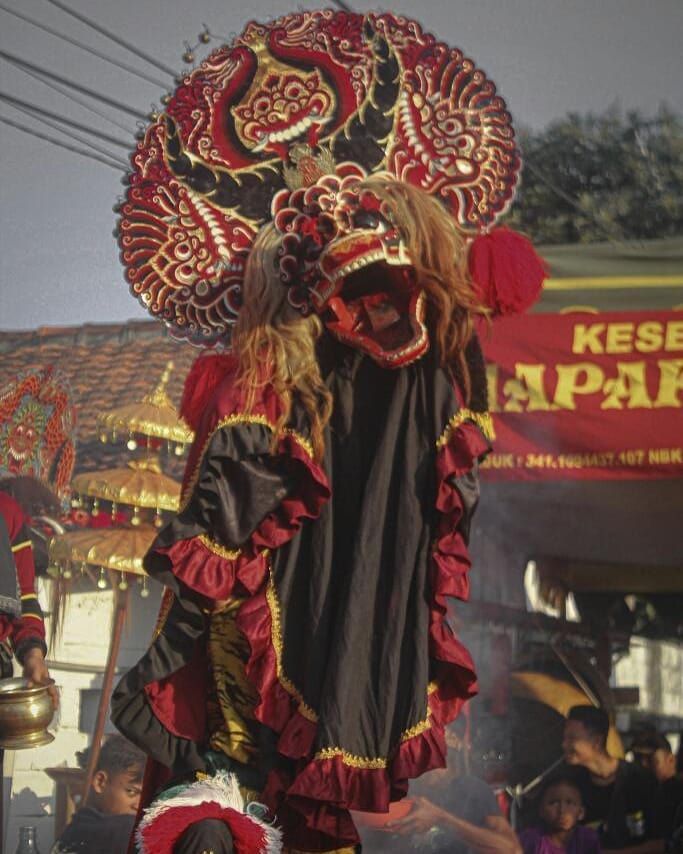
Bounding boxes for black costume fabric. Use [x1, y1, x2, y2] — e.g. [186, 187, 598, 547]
[52, 808, 136, 854]
[576, 760, 657, 848]
[112, 340, 491, 852]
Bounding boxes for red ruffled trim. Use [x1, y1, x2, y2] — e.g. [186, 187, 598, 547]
[430, 420, 491, 724]
[229, 418, 490, 851]
[154, 434, 330, 603]
[252, 434, 330, 551]
[144, 632, 210, 742]
[138, 802, 269, 854]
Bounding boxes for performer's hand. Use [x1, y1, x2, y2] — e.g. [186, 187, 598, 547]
[385, 796, 448, 835]
[22, 648, 59, 709]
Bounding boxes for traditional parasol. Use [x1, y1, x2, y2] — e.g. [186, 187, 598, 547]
[97, 361, 193, 453]
[511, 670, 624, 757]
[71, 456, 180, 524]
[48, 525, 157, 589]
[47, 525, 160, 798]
[49, 368, 188, 800]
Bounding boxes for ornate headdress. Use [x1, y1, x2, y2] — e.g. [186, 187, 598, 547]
[0, 367, 76, 499]
[119, 10, 538, 363]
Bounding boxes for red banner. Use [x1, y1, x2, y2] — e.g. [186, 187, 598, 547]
[480, 311, 683, 480]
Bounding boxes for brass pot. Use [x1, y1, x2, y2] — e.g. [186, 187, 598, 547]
[0, 678, 55, 749]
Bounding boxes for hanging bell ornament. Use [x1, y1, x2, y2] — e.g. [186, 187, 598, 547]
[80, 562, 87, 576]
[131, 506, 141, 527]
[140, 577, 150, 598]
[63, 565, 73, 580]
[97, 568, 107, 589]
[154, 509, 163, 529]
[199, 25, 211, 44]
[127, 436, 138, 451]
[47, 564, 60, 579]
[182, 42, 195, 64]
[100, 432, 108, 443]
[118, 575, 129, 591]
[92, 499, 100, 517]
[174, 443, 184, 457]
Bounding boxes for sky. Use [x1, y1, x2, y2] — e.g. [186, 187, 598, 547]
[0, 0, 682, 330]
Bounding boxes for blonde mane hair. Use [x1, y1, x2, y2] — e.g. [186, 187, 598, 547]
[233, 223, 332, 461]
[362, 175, 487, 401]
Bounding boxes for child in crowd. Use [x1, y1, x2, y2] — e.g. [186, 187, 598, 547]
[519, 776, 601, 854]
[51, 735, 144, 854]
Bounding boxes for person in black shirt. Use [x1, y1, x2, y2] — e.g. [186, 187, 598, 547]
[52, 735, 144, 854]
[631, 732, 683, 850]
[562, 706, 657, 853]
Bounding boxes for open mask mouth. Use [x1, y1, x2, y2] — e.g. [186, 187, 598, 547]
[318, 258, 429, 368]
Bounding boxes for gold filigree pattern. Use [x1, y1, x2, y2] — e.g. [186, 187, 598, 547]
[314, 747, 388, 770]
[152, 588, 175, 641]
[266, 569, 319, 723]
[198, 533, 241, 561]
[435, 409, 495, 450]
[400, 715, 433, 742]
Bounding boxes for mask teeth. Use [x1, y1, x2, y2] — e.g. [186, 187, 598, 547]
[331, 250, 384, 283]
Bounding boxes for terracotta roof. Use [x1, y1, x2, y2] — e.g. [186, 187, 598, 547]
[0, 321, 197, 475]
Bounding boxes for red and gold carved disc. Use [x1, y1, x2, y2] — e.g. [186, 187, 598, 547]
[0, 368, 76, 498]
[119, 10, 520, 345]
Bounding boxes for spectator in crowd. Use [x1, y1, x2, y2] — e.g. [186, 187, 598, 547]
[52, 735, 145, 854]
[562, 706, 657, 852]
[519, 775, 601, 854]
[631, 732, 683, 848]
[359, 724, 521, 853]
[1, 489, 57, 835]
[0, 489, 55, 691]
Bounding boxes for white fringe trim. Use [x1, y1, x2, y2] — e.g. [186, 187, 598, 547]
[136, 771, 283, 853]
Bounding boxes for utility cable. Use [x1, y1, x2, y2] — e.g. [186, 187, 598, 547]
[0, 2, 168, 88]
[0, 48, 147, 120]
[0, 51, 135, 135]
[0, 91, 132, 149]
[41, 0, 178, 78]
[4, 96, 129, 168]
[0, 114, 123, 171]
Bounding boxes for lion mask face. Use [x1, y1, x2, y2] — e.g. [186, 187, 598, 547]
[273, 170, 429, 368]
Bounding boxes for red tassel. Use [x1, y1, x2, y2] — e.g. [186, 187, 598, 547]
[468, 227, 547, 317]
[180, 353, 237, 432]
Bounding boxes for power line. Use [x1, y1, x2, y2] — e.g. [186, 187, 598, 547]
[41, 0, 178, 79]
[0, 2, 168, 88]
[0, 91, 132, 149]
[0, 114, 123, 171]
[0, 52, 135, 135]
[4, 96, 129, 168]
[0, 48, 147, 120]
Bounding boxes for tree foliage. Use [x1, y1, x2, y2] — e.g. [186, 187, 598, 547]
[507, 105, 683, 244]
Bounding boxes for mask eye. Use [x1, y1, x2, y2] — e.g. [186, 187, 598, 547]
[352, 210, 380, 230]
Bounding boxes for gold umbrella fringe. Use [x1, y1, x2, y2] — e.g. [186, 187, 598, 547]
[97, 361, 193, 450]
[71, 456, 180, 514]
